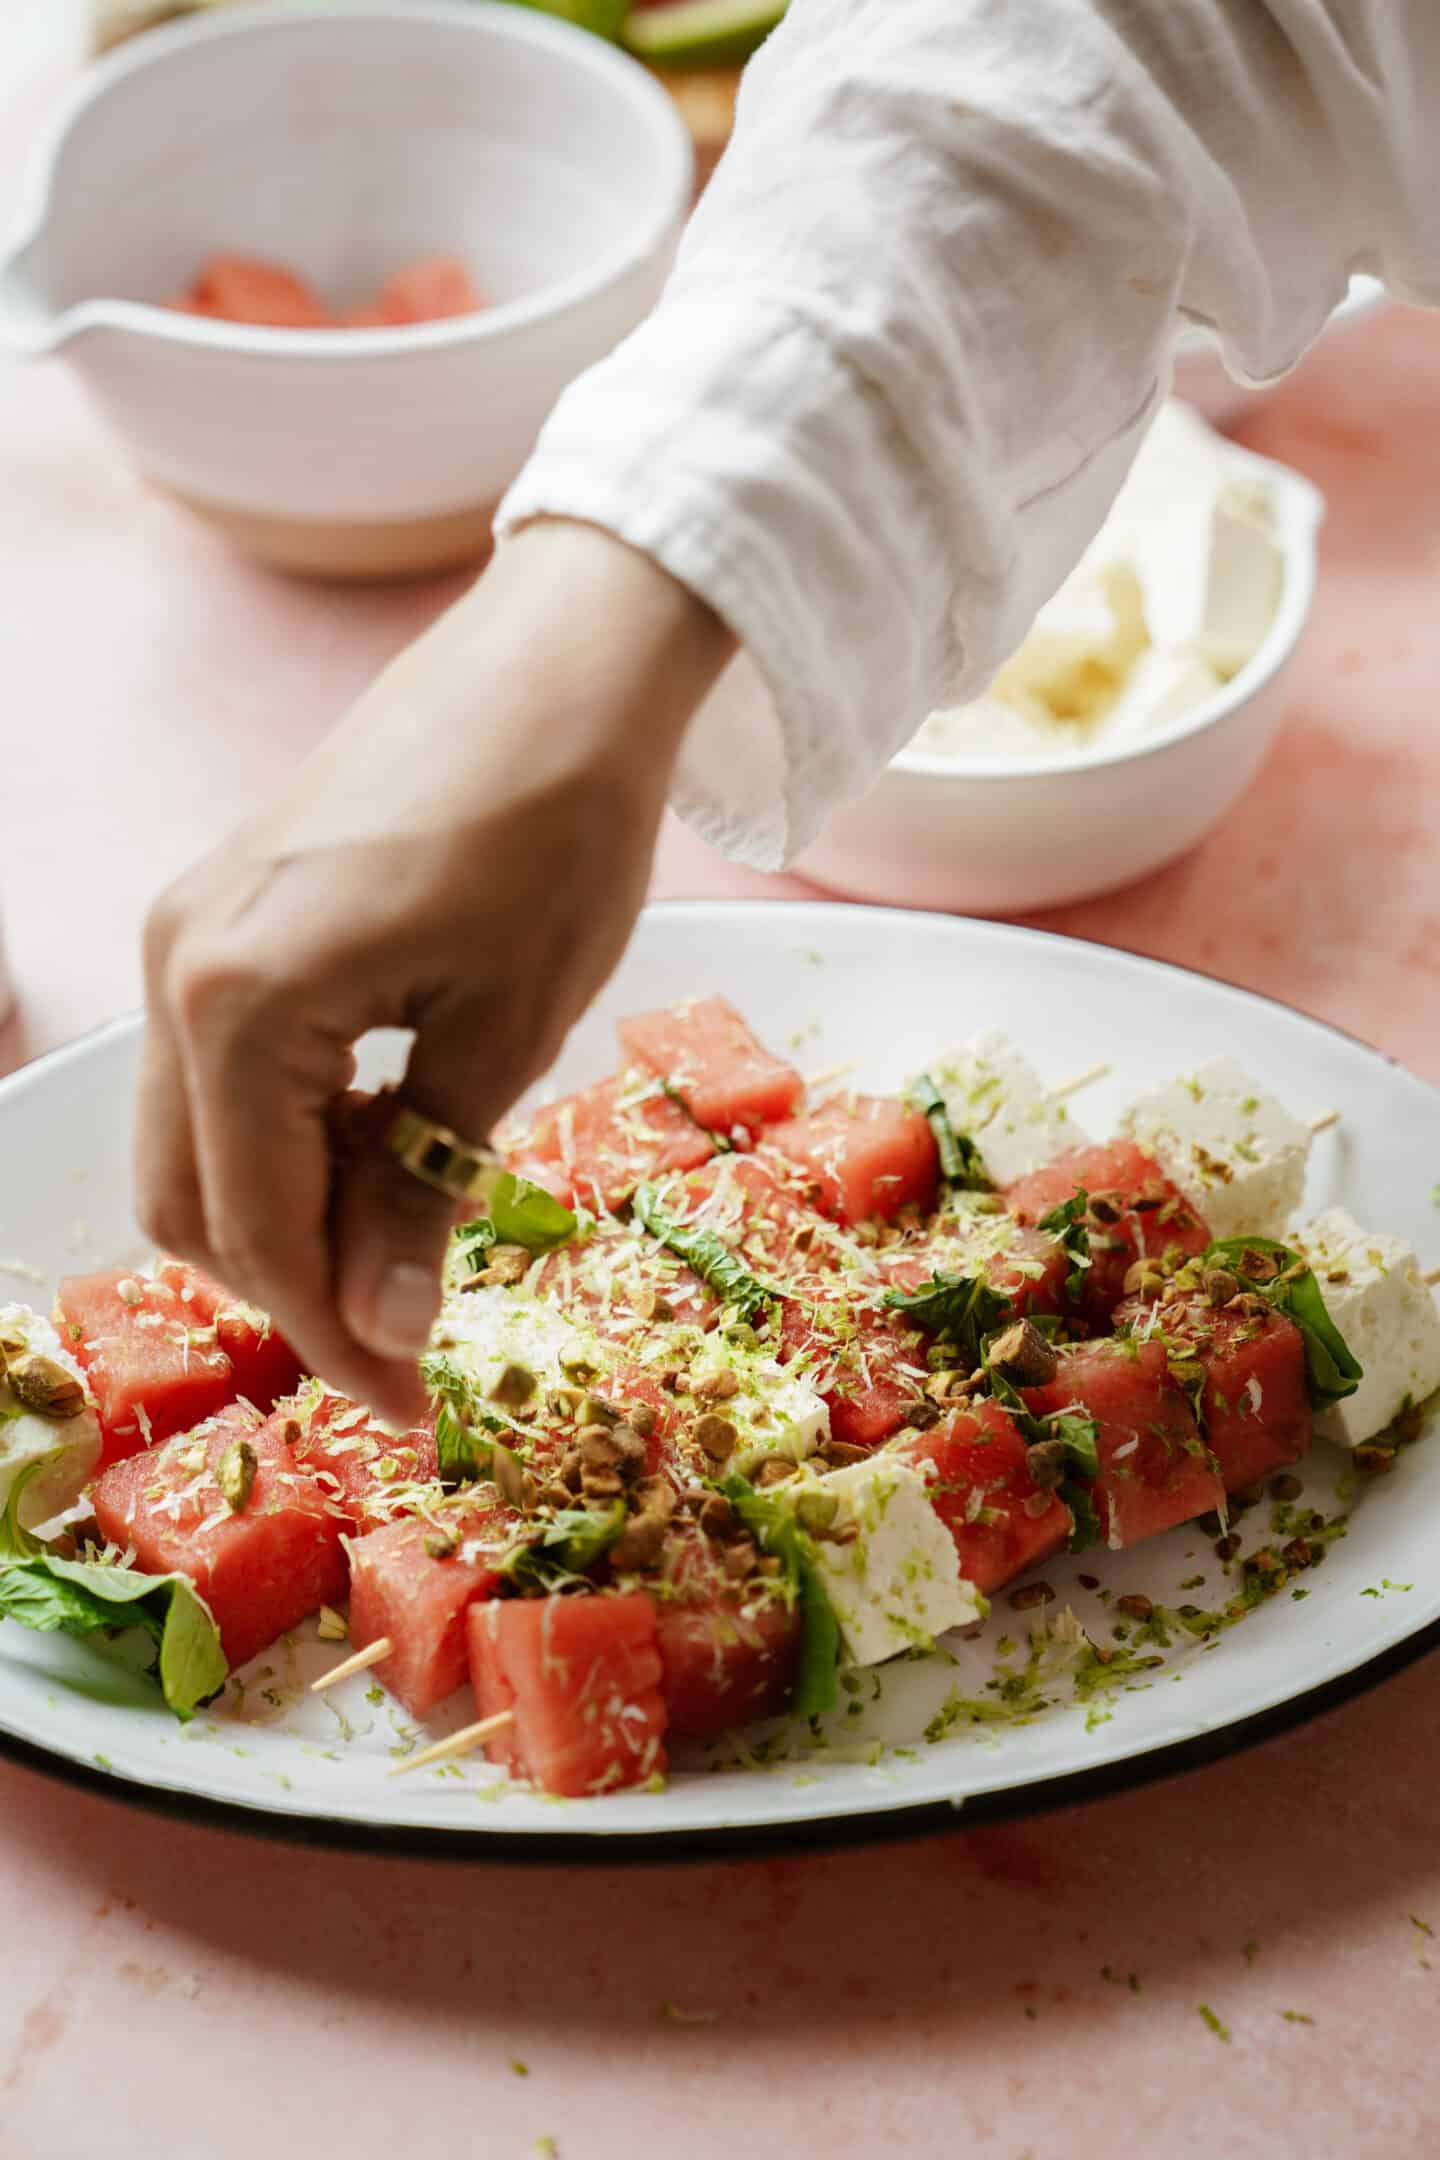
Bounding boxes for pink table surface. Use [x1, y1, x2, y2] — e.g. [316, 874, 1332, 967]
[5, 29, 1440, 2160]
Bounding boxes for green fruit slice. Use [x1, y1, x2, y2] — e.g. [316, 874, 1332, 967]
[505, 0, 630, 41]
[622, 0, 786, 67]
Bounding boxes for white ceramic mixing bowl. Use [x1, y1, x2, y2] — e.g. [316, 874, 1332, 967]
[795, 441, 1324, 916]
[0, 2, 693, 578]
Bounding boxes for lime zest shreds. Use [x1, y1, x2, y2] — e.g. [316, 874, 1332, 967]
[1202, 1236, 1362, 1408]
[1198, 2005, 1232, 2043]
[906, 1074, 992, 1193]
[632, 1181, 779, 1323]
[721, 1476, 839, 1719]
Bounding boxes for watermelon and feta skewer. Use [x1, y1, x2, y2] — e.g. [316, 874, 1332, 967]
[56, 1267, 237, 1464]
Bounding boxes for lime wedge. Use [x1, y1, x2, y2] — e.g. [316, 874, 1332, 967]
[622, 0, 786, 67]
[505, 0, 630, 40]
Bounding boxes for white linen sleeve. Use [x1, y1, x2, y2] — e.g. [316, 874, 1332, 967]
[496, 0, 1440, 870]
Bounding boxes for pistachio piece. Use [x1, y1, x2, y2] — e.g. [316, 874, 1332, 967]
[484, 1244, 531, 1286]
[578, 1426, 622, 1471]
[6, 1353, 86, 1421]
[1024, 1437, 1069, 1491]
[692, 1414, 738, 1463]
[987, 1319, 1058, 1390]
[1122, 1259, 1165, 1299]
[216, 1437, 258, 1514]
[1199, 1267, 1241, 1307]
[547, 1385, 586, 1422]
[692, 1368, 741, 1405]
[754, 1457, 798, 1487]
[423, 1529, 460, 1560]
[489, 1362, 536, 1409]
[610, 1512, 667, 1570]
[627, 1402, 659, 1440]
[491, 1441, 530, 1510]
[697, 1493, 736, 1541]
[580, 1394, 621, 1428]
[793, 1487, 839, 1534]
[0, 1322, 28, 1370]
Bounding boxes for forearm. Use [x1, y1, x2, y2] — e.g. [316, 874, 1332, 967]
[500, 0, 1440, 867]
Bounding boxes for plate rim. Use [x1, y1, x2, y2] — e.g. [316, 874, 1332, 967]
[2, 900, 1436, 1860]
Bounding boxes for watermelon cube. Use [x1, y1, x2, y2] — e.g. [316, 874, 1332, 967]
[1026, 1337, 1223, 1549]
[780, 1299, 930, 1451]
[155, 1259, 303, 1412]
[284, 1387, 439, 1531]
[189, 255, 331, 328]
[56, 1268, 236, 1464]
[466, 1591, 668, 1796]
[1117, 1294, 1312, 1494]
[510, 1070, 714, 1214]
[652, 1530, 800, 1738]
[1005, 1140, 1211, 1321]
[90, 1404, 348, 1669]
[375, 255, 485, 324]
[348, 1504, 517, 1718]
[763, 1095, 939, 1225]
[893, 1398, 1072, 1594]
[618, 995, 803, 1140]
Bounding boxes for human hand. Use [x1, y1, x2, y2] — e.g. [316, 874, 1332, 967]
[135, 520, 734, 1423]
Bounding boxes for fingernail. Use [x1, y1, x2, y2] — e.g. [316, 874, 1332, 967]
[366, 1262, 439, 1359]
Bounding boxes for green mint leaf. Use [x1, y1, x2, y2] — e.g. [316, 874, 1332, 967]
[720, 1475, 840, 1719]
[632, 1182, 778, 1322]
[420, 1354, 503, 1483]
[1038, 1188, 1092, 1304]
[0, 1550, 226, 1720]
[1204, 1236, 1363, 1409]
[883, 1272, 1013, 1369]
[499, 1504, 626, 1592]
[906, 1074, 993, 1193]
[1059, 1479, 1102, 1553]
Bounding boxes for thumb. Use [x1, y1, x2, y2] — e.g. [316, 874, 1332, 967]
[332, 1036, 503, 1404]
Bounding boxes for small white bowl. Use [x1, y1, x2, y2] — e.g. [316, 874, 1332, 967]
[796, 442, 1324, 916]
[1173, 274, 1386, 430]
[0, 1, 692, 579]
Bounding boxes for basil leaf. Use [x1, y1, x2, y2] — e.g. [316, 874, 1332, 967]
[906, 1074, 993, 1194]
[985, 1363, 1046, 1446]
[1038, 1189, 1092, 1305]
[453, 1217, 498, 1275]
[1047, 1411, 1100, 1479]
[883, 1272, 1013, 1370]
[721, 1475, 840, 1720]
[420, 1354, 503, 1483]
[0, 1535, 226, 1721]
[1059, 1480, 1102, 1554]
[0, 1456, 48, 1562]
[632, 1182, 778, 1322]
[454, 1175, 576, 1265]
[499, 1504, 626, 1592]
[1204, 1236, 1363, 1410]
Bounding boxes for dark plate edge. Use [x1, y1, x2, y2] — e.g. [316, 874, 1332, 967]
[4, 1616, 1437, 1865]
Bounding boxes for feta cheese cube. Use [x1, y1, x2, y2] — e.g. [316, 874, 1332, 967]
[0, 1304, 102, 1529]
[688, 1340, 828, 1476]
[807, 1458, 983, 1667]
[1290, 1209, 1440, 1448]
[991, 561, 1148, 721]
[1119, 1056, 1309, 1238]
[927, 1029, 1088, 1188]
[432, 1286, 590, 1414]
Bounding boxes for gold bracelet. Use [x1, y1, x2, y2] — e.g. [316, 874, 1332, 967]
[382, 1104, 506, 1209]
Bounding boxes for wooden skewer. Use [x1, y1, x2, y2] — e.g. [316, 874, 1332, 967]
[310, 1637, 391, 1692]
[1308, 1110, 1341, 1135]
[1425, 1265, 1440, 1288]
[1050, 1061, 1110, 1102]
[389, 1709, 516, 1778]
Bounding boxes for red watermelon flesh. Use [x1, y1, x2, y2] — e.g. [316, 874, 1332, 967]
[510, 1071, 714, 1213]
[155, 1259, 303, 1412]
[652, 1530, 799, 1739]
[1005, 1140, 1211, 1321]
[56, 1268, 236, 1465]
[618, 995, 803, 1140]
[90, 1404, 348, 1669]
[347, 1503, 517, 1718]
[284, 1387, 439, 1532]
[1115, 1294, 1312, 1494]
[1026, 1336, 1223, 1550]
[892, 1398, 1072, 1595]
[466, 1592, 668, 1796]
[762, 1095, 939, 1225]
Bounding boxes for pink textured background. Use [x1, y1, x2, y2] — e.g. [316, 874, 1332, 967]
[4, 17, 1440, 2159]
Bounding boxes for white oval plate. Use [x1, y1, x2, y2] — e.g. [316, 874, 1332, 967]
[1, 903, 1437, 1857]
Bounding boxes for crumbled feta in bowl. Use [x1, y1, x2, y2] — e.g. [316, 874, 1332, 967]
[796, 403, 1323, 915]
